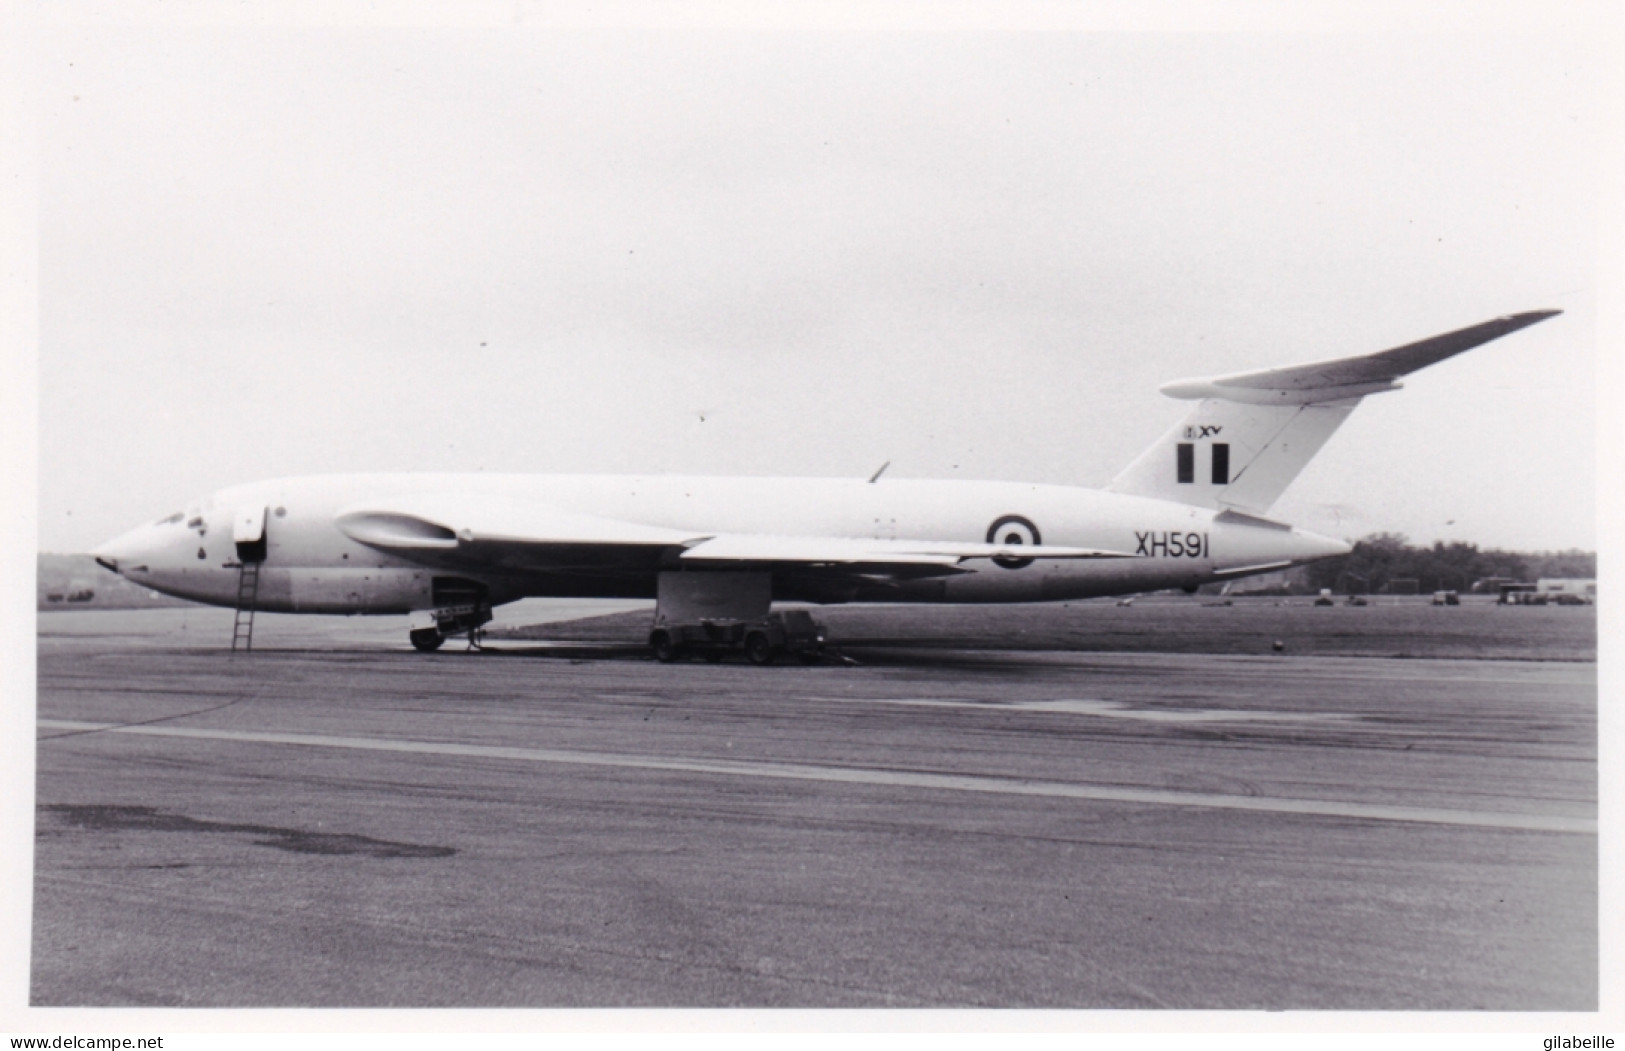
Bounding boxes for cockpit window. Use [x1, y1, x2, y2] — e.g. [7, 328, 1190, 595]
[155, 512, 184, 526]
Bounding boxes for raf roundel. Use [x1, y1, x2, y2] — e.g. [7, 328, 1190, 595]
[986, 515, 1040, 569]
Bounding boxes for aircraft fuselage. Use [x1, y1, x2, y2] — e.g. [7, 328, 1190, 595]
[93, 473, 1350, 614]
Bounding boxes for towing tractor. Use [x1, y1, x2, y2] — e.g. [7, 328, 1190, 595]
[649, 609, 828, 665]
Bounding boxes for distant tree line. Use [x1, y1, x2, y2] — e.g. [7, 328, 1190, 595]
[1300, 533, 1596, 595]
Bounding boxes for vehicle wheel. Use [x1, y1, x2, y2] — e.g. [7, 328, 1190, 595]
[744, 631, 775, 666]
[409, 628, 444, 652]
[650, 630, 681, 663]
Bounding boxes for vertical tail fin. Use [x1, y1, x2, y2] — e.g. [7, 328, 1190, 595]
[1108, 397, 1359, 515]
[1106, 310, 1560, 515]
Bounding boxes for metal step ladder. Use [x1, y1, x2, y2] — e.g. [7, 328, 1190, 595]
[231, 561, 261, 653]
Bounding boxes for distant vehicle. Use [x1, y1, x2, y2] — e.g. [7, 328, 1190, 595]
[1536, 578, 1596, 605]
[90, 311, 1560, 656]
[1498, 583, 1541, 605]
[1314, 589, 1336, 607]
[1431, 590, 1460, 606]
[1496, 582, 1595, 606]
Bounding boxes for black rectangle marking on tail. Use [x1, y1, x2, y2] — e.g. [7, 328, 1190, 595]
[1176, 443, 1194, 483]
[1211, 443, 1230, 485]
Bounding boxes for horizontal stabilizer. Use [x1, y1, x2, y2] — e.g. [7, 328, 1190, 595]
[1109, 309, 1561, 514]
[1160, 310, 1560, 405]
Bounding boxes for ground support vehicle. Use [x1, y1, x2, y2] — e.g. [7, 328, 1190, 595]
[649, 610, 828, 665]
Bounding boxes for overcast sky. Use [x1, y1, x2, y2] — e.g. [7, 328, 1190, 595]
[34, 14, 1601, 553]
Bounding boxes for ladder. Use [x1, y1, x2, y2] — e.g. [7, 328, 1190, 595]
[231, 561, 261, 653]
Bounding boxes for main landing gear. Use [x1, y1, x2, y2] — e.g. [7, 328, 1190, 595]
[409, 627, 446, 651]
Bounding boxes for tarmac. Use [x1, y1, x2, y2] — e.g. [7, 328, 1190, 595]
[31, 606, 1597, 1009]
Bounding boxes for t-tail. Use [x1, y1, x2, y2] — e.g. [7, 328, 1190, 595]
[1106, 310, 1561, 516]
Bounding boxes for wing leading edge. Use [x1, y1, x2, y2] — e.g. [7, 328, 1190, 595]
[335, 496, 1132, 573]
[679, 534, 1129, 566]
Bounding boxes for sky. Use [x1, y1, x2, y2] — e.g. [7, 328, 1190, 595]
[29, 11, 1603, 554]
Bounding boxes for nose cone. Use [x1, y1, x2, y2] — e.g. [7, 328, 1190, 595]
[90, 536, 128, 576]
[91, 521, 172, 578]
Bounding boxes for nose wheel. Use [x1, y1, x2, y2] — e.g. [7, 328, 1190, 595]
[408, 595, 493, 653]
[408, 626, 487, 651]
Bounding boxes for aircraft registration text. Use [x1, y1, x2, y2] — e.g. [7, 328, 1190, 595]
[1135, 531, 1209, 558]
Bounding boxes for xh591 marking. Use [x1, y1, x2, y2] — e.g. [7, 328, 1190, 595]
[93, 310, 1559, 660]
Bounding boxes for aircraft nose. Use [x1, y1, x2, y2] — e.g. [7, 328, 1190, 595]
[90, 535, 137, 577]
[91, 523, 168, 576]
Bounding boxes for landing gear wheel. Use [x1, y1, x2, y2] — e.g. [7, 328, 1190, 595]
[744, 631, 775, 666]
[410, 628, 445, 652]
[650, 629, 682, 663]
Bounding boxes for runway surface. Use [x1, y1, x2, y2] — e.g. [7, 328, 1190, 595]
[33, 609, 1596, 1009]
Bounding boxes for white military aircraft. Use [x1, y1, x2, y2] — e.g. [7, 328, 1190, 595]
[92, 310, 1558, 658]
